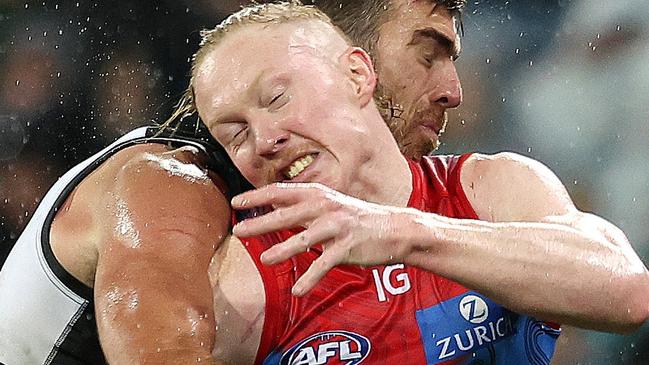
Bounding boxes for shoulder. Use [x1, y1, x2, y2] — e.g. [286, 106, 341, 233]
[460, 152, 575, 222]
[462, 151, 552, 178]
[49, 143, 218, 286]
[74, 142, 230, 250]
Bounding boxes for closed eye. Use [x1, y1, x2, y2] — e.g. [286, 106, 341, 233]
[228, 125, 248, 153]
[409, 28, 457, 64]
[232, 125, 247, 144]
[420, 52, 434, 67]
[270, 92, 283, 105]
[269, 91, 289, 110]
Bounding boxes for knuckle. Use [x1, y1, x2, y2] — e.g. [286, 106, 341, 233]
[315, 257, 330, 270]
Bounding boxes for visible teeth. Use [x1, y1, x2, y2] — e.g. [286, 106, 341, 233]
[285, 154, 315, 179]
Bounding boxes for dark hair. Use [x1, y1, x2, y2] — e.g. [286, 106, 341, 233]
[310, 0, 466, 61]
[308, 0, 391, 63]
[309, 0, 466, 128]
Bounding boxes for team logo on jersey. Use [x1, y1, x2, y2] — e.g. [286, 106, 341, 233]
[279, 330, 371, 365]
[415, 291, 515, 363]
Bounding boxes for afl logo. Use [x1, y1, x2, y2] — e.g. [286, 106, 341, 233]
[280, 330, 371, 365]
[459, 295, 489, 324]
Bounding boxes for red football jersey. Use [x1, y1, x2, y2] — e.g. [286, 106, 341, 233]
[238, 155, 560, 365]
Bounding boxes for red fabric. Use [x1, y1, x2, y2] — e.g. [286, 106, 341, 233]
[241, 155, 479, 364]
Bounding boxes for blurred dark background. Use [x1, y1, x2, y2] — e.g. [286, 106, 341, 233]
[1, 0, 647, 363]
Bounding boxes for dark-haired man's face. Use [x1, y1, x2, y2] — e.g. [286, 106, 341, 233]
[376, 0, 462, 158]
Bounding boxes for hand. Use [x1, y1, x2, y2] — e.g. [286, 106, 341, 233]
[231, 183, 416, 296]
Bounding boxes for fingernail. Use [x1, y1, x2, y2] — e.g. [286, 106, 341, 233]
[260, 251, 269, 263]
[260, 251, 277, 265]
[292, 285, 304, 296]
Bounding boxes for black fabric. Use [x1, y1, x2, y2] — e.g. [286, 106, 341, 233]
[48, 304, 107, 365]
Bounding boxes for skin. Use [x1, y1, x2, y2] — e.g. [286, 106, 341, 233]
[50, 144, 227, 365]
[195, 17, 649, 353]
[375, 0, 462, 159]
[194, 20, 412, 363]
[45, 3, 648, 363]
[195, 20, 411, 206]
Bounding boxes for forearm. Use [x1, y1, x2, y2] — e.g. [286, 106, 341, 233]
[402, 211, 649, 332]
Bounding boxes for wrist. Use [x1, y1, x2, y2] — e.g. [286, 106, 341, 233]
[401, 209, 448, 267]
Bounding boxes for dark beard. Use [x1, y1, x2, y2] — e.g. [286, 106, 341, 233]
[374, 83, 444, 160]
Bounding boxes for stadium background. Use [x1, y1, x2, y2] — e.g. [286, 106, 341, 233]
[0, 0, 647, 363]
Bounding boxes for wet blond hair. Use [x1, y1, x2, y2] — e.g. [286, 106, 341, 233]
[161, 1, 350, 133]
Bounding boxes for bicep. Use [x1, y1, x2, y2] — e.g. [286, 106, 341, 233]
[462, 152, 577, 223]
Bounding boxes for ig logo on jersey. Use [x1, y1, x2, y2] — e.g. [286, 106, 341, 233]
[279, 330, 371, 365]
[459, 295, 489, 324]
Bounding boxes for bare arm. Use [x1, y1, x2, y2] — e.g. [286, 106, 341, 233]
[405, 152, 649, 333]
[91, 144, 229, 364]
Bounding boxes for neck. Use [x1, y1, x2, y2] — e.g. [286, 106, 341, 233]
[349, 113, 413, 207]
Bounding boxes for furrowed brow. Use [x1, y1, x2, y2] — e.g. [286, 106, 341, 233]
[408, 28, 460, 59]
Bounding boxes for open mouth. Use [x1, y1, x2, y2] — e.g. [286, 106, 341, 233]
[282, 153, 317, 180]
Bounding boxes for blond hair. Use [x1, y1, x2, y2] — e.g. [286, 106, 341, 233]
[161, 1, 349, 133]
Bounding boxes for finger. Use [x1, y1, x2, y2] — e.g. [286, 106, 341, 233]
[291, 248, 346, 296]
[231, 183, 305, 209]
[232, 201, 319, 237]
[260, 219, 338, 264]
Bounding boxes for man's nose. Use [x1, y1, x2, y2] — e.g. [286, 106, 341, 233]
[253, 123, 289, 157]
[427, 62, 463, 109]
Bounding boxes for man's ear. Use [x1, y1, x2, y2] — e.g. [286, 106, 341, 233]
[340, 47, 377, 107]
